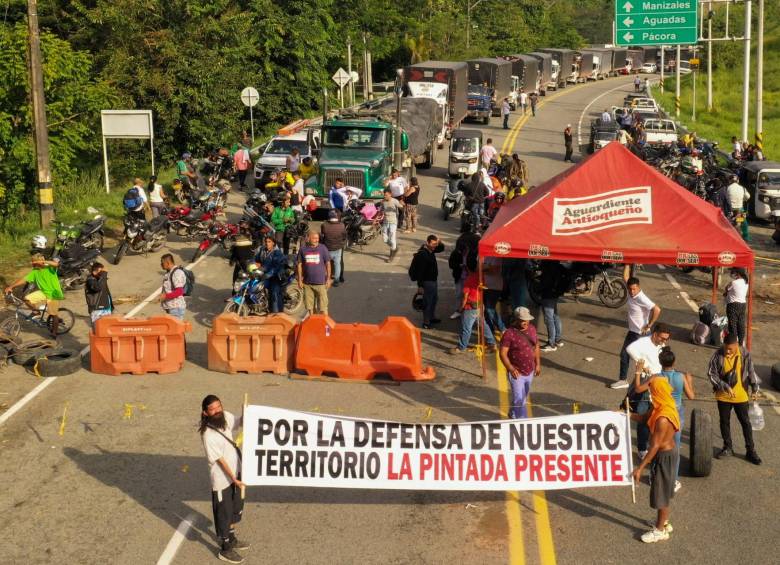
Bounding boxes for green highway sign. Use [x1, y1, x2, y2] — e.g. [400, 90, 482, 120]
[615, 1, 698, 46]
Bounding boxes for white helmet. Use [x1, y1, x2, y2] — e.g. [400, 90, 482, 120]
[31, 235, 48, 250]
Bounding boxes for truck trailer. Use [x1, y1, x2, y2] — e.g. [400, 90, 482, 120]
[503, 54, 540, 95]
[403, 61, 468, 147]
[574, 52, 594, 83]
[527, 52, 554, 94]
[467, 58, 514, 116]
[627, 49, 645, 73]
[611, 48, 628, 75]
[539, 48, 577, 88]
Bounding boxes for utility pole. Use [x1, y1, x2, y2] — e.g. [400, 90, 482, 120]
[675, 45, 681, 118]
[741, 0, 752, 142]
[706, 2, 713, 111]
[361, 33, 369, 102]
[660, 48, 665, 94]
[26, 0, 54, 228]
[755, 0, 764, 150]
[347, 36, 354, 106]
[393, 69, 403, 171]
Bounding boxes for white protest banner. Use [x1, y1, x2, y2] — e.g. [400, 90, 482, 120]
[242, 406, 633, 491]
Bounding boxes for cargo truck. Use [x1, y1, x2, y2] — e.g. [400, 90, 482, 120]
[467, 58, 515, 116]
[574, 52, 595, 83]
[539, 48, 576, 88]
[626, 49, 645, 73]
[611, 48, 628, 75]
[306, 97, 442, 206]
[528, 52, 554, 94]
[503, 54, 540, 94]
[585, 48, 613, 79]
[403, 61, 468, 148]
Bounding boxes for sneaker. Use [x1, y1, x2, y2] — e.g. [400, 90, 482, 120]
[422, 324, 432, 330]
[646, 520, 674, 534]
[430, 318, 442, 324]
[229, 538, 250, 551]
[638, 450, 648, 460]
[449, 311, 461, 319]
[640, 528, 670, 544]
[610, 379, 629, 389]
[715, 447, 733, 459]
[541, 343, 557, 352]
[674, 480, 682, 493]
[448, 347, 464, 355]
[332, 281, 340, 287]
[218, 549, 245, 563]
[746, 451, 763, 465]
[555, 341, 564, 348]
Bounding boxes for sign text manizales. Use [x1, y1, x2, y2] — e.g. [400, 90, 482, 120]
[615, 1, 698, 46]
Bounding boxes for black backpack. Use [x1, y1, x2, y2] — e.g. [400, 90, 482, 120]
[698, 302, 717, 326]
[174, 267, 195, 296]
[123, 187, 144, 210]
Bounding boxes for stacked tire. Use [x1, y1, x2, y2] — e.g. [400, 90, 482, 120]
[9, 339, 82, 377]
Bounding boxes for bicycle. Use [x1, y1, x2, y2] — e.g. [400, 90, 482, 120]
[2, 293, 75, 336]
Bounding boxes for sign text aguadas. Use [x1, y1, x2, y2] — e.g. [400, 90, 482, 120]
[615, 1, 699, 46]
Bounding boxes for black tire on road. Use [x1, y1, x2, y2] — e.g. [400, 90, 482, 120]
[32, 349, 82, 377]
[689, 408, 713, 477]
[113, 242, 128, 265]
[284, 286, 304, 317]
[771, 362, 780, 392]
[12, 342, 60, 366]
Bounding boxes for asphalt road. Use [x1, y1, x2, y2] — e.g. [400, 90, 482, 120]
[1, 76, 778, 565]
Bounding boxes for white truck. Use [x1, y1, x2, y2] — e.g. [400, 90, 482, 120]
[642, 119, 677, 145]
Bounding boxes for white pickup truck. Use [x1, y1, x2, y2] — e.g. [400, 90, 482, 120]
[642, 119, 677, 145]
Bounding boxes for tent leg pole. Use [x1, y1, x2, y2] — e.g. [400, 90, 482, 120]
[746, 268, 753, 350]
[479, 258, 487, 381]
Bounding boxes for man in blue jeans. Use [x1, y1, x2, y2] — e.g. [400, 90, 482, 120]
[540, 261, 566, 351]
[449, 272, 496, 354]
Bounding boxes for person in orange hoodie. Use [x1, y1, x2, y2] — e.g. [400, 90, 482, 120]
[631, 377, 680, 544]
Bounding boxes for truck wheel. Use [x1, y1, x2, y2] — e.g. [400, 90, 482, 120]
[419, 149, 432, 170]
[771, 362, 780, 391]
[689, 408, 713, 477]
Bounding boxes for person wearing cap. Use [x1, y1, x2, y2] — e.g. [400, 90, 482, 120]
[499, 307, 541, 418]
[5, 253, 64, 338]
[563, 125, 573, 162]
[320, 210, 347, 286]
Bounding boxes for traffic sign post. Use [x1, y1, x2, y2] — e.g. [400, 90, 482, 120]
[615, 1, 698, 46]
[241, 86, 259, 143]
[332, 67, 351, 109]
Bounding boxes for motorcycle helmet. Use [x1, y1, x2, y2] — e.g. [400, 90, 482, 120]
[182, 152, 192, 159]
[247, 263, 259, 274]
[412, 293, 426, 312]
[494, 192, 506, 203]
[31, 235, 48, 250]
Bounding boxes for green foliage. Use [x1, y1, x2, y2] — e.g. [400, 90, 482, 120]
[0, 23, 115, 223]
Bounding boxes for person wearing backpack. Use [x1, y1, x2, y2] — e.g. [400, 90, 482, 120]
[159, 253, 189, 320]
[124, 178, 149, 220]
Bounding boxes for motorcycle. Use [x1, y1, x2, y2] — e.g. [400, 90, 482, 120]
[343, 200, 384, 248]
[225, 261, 304, 317]
[192, 221, 239, 263]
[167, 206, 218, 239]
[442, 179, 466, 220]
[113, 214, 170, 265]
[55, 243, 102, 291]
[51, 216, 106, 253]
[528, 262, 628, 308]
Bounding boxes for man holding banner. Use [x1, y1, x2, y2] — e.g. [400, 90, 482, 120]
[200, 395, 251, 564]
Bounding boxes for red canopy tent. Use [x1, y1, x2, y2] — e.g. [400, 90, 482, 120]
[479, 142, 755, 346]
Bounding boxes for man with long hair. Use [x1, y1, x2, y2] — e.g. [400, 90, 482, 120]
[200, 395, 249, 563]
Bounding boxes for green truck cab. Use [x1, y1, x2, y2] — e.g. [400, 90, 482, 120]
[305, 98, 440, 206]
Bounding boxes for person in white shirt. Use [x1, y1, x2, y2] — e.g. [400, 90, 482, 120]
[200, 395, 250, 563]
[626, 323, 672, 458]
[731, 136, 742, 159]
[501, 98, 511, 130]
[601, 109, 612, 122]
[147, 175, 166, 217]
[519, 90, 528, 115]
[480, 138, 498, 168]
[724, 268, 749, 345]
[726, 175, 749, 215]
[383, 169, 408, 229]
[612, 277, 662, 389]
[290, 170, 305, 212]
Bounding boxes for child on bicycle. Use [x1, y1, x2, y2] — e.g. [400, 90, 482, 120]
[4, 253, 64, 338]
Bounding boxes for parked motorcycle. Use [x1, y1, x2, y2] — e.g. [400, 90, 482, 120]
[50, 216, 106, 253]
[192, 221, 239, 262]
[55, 243, 102, 291]
[167, 206, 218, 239]
[528, 262, 628, 308]
[113, 214, 169, 265]
[442, 179, 466, 220]
[343, 200, 383, 248]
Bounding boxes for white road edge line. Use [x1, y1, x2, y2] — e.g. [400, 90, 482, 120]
[761, 391, 780, 416]
[0, 246, 217, 429]
[156, 513, 197, 565]
[576, 81, 634, 147]
[664, 272, 682, 290]
[678, 291, 700, 313]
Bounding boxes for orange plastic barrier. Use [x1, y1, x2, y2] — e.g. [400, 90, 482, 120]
[90, 315, 191, 375]
[294, 315, 435, 381]
[208, 313, 296, 374]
